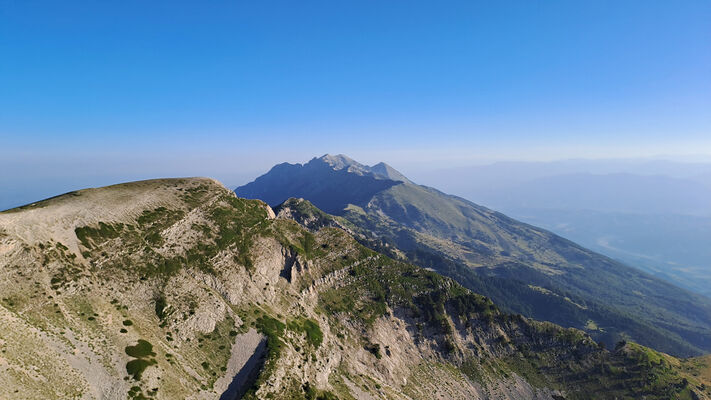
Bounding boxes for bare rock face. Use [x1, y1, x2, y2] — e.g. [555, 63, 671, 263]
[212, 328, 266, 399]
[274, 197, 349, 232]
[265, 205, 276, 220]
[1, 177, 708, 400]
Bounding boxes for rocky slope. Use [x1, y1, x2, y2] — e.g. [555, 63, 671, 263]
[236, 154, 711, 358]
[1, 178, 709, 399]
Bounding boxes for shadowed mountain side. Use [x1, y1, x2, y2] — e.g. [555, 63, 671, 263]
[236, 158, 402, 214]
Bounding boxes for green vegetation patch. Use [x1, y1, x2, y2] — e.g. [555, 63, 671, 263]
[241, 312, 287, 397]
[288, 317, 323, 348]
[299, 232, 317, 259]
[154, 294, 168, 320]
[303, 381, 339, 400]
[181, 194, 270, 274]
[497, 335, 703, 400]
[75, 222, 124, 248]
[256, 314, 286, 360]
[318, 249, 497, 334]
[364, 342, 382, 359]
[125, 340, 156, 358]
[76, 188, 277, 284]
[205, 195, 268, 268]
[125, 340, 156, 381]
[126, 359, 156, 381]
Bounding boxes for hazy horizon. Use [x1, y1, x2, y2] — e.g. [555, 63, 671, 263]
[2, 153, 711, 211]
[2, 1, 710, 198]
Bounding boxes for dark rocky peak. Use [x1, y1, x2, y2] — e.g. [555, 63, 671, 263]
[236, 155, 403, 214]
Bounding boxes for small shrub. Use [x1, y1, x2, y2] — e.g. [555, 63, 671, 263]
[125, 340, 155, 358]
[125, 340, 156, 381]
[365, 343, 382, 359]
[126, 359, 155, 380]
[154, 295, 167, 320]
[288, 318, 323, 348]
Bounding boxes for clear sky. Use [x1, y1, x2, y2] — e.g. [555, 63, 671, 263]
[1, 1, 710, 207]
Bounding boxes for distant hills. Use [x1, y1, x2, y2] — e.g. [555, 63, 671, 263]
[237, 154, 711, 358]
[471, 172, 711, 215]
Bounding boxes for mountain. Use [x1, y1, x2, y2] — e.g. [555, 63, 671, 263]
[2, 178, 710, 399]
[236, 154, 711, 358]
[406, 161, 711, 297]
[235, 154, 409, 216]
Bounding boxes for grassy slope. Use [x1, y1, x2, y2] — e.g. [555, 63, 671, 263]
[278, 197, 711, 399]
[331, 182, 711, 357]
[306, 227, 711, 400]
[0, 179, 263, 399]
[2, 178, 710, 399]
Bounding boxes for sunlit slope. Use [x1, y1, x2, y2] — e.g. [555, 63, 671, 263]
[2, 177, 710, 399]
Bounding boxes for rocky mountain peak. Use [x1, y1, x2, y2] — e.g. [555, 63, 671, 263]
[370, 161, 411, 183]
[314, 154, 362, 170]
[311, 154, 410, 183]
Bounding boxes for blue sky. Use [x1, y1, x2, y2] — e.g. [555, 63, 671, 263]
[1, 1, 710, 207]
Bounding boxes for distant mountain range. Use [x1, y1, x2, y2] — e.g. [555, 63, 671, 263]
[470, 172, 711, 216]
[237, 154, 711, 358]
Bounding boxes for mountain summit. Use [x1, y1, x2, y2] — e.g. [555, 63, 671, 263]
[318, 153, 363, 171]
[236, 154, 409, 214]
[236, 155, 711, 358]
[318, 154, 410, 182]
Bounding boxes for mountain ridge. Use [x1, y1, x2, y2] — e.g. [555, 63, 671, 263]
[2, 177, 710, 399]
[236, 155, 711, 358]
